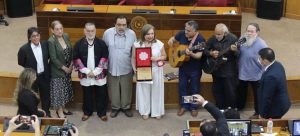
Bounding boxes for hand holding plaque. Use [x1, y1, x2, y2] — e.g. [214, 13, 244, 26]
[135, 47, 152, 81]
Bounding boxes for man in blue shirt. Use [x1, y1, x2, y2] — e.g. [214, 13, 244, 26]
[168, 20, 205, 117]
[236, 23, 267, 119]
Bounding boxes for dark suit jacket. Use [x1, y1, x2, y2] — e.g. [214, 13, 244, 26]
[204, 102, 230, 136]
[258, 61, 291, 118]
[17, 89, 44, 117]
[48, 33, 73, 78]
[17, 41, 50, 78]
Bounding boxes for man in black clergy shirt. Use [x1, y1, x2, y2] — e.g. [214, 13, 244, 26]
[204, 23, 239, 109]
[18, 27, 51, 117]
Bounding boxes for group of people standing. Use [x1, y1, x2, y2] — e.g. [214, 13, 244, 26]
[197, 22, 290, 119]
[15, 14, 290, 122]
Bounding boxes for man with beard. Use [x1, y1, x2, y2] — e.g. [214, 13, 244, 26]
[73, 22, 109, 121]
[236, 23, 268, 119]
[204, 23, 239, 109]
[168, 20, 205, 117]
[103, 15, 137, 118]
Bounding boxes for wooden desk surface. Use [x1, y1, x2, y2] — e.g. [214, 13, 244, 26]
[39, 4, 239, 15]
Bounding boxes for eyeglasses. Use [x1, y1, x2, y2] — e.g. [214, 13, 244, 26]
[31, 34, 40, 38]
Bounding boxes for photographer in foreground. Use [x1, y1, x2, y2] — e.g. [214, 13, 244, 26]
[15, 68, 46, 117]
[4, 115, 79, 136]
[4, 115, 40, 136]
[193, 94, 230, 136]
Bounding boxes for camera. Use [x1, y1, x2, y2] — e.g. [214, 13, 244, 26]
[58, 123, 75, 136]
[17, 115, 35, 124]
[182, 96, 197, 104]
[13, 115, 35, 130]
[43, 123, 75, 136]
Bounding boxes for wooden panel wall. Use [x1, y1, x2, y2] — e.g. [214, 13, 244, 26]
[285, 0, 300, 20]
[1, 74, 300, 109]
[239, 0, 256, 13]
[2, 0, 300, 20]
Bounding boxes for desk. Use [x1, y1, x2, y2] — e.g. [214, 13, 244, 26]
[0, 116, 66, 136]
[36, 4, 241, 51]
[187, 119, 292, 136]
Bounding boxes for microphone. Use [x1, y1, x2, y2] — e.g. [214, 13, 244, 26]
[240, 33, 248, 41]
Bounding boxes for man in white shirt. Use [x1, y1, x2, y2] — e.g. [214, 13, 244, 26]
[73, 22, 109, 121]
[18, 27, 51, 117]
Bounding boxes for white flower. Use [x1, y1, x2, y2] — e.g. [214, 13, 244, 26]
[139, 52, 149, 60]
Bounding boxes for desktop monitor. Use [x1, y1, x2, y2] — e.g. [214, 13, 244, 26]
[132, 9, 159, 14]
[67, 7, 94, 12]
[227, 119, 251, 136]
[289, 120, 300, 136]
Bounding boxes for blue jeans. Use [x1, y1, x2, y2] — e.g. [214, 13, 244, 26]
[178, 68, 202, 110]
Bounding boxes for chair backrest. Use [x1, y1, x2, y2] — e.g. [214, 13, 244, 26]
[227, 0, 236, 5]
[61, 0, 93, 5]
[43, 0, 63, 4]
[124, 0, 154, 6]
[195, 0, 227, 7]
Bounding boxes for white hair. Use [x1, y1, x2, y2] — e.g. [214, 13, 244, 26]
[215, 23, 229, 34]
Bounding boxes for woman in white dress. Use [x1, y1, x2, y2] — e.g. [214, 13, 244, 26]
[131, 24, 166, 120]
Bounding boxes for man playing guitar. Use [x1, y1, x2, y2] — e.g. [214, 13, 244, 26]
[203, 23, 239, 110]
[168, 20, 205, 117]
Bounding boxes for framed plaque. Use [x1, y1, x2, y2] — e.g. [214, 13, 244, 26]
[136, 47, 152, 81]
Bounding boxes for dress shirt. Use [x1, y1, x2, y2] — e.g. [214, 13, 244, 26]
[79, 43, 106, 86]
[103, 27, 136, 76]
[239, 37, 267, 81]
[31, 43, 44, 73]
[264, 60, 275, 71]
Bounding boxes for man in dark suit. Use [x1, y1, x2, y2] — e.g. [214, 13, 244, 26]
[17, 27, 51, 117]
[257, 48, 291, 119]
[193, 94, 230, 136]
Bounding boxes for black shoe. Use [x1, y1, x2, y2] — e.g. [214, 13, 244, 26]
[110, 109, 120, 118]
[122, 109, 133, 117]
[56, 111, 66, 118]
[63, 111, 73, 115]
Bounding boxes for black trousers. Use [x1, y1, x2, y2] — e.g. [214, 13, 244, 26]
[212, 76, 237, 109]
[236, 80, 260, 114]
[82, 85, 108, 117]
[32, 73, 51, 115]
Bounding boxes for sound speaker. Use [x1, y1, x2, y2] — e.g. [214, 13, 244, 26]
[256, 0, 283, 20]
[6, 0, 33, 18]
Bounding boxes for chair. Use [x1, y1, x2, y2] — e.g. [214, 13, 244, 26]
[227, 0, 236, 6]
[61, 0, 93, 5]
[194, 0, 227, 7]
[43, 0, 63, 4]
[118, 0, 154, 6]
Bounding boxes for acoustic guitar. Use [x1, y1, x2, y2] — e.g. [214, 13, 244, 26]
[168, 42, 205, 68]
[203, 37, 246, 74]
